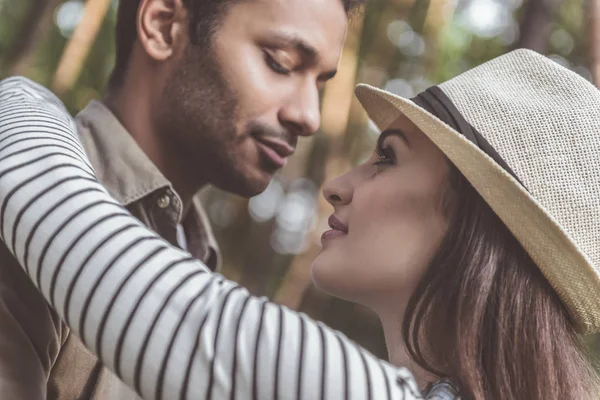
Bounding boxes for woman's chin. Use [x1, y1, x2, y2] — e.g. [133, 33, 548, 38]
[310, 257, 327, 288]
[310, 257, 356, 301]
[311, 257, 337, 294]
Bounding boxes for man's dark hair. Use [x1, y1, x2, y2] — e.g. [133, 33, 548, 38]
[108, 0, 366, 89]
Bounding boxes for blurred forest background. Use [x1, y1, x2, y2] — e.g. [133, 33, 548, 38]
[1, 0, 599, 360]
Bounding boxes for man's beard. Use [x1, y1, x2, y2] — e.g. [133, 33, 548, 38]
[156, 43, 255, 195]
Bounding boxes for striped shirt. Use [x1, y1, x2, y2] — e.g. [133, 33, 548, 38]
[0, 77, 451, 400]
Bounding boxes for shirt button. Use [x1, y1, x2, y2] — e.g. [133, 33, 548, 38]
[157, 194, 171, 209]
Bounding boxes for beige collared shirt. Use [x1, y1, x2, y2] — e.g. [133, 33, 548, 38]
[0, 99, 219, 399]
[76, 100, 219, 270]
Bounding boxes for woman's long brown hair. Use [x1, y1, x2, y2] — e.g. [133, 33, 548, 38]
[403, 164, 599, 399]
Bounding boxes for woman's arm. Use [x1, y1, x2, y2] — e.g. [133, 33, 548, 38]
[0, 77, 422, 400]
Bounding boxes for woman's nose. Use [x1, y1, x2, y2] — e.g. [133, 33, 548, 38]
[322, 172, 353, 207]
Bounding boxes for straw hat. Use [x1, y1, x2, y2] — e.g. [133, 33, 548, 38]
[355, 49, 600, 334]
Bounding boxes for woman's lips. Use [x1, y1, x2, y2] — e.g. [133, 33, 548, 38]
[321, 214, 349, 244]
[321, 229, 347, 243]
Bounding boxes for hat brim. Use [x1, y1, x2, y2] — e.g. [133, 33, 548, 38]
[355, 83, 600, 334]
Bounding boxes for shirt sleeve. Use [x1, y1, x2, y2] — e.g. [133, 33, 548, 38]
[0, 77, 424, 400]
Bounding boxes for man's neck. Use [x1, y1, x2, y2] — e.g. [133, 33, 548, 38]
[103, 83, 203, 211]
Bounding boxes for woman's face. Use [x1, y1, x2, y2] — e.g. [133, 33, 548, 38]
[312, 115, 451, 308]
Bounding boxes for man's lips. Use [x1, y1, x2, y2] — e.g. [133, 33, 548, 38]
[255, 136, 295, 168]
[321, 214, 348, 244]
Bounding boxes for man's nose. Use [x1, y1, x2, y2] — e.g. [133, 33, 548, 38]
[278, 83, 321, 137]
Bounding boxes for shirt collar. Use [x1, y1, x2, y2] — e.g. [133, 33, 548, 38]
[75, 100, 170, 205]
[75, 100, 221, 270]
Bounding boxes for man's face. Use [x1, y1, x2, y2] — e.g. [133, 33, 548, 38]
[158, 0, 348, 197]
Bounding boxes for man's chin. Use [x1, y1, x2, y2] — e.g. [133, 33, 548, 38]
[215, 171, 274, 198]
[239, 180, 271, 197]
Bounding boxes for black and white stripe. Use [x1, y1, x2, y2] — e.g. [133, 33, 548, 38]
[0, 77, 423, 400]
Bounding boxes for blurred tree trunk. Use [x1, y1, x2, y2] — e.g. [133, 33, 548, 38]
[358, 0, 415, 88]
[422, 0, 457, 35]
[6, 0, 63, 75]
[422, 0, 458, 80]
[589, 0, 600, 85]
[516, 0, 564, 52]
[52, 0, 112, 95]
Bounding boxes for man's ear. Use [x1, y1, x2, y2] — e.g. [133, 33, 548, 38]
[136, 0, 188, 61]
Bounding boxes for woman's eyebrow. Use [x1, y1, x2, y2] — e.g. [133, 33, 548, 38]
[377, 129, 411, 149]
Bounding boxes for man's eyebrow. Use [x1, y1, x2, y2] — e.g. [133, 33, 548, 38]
[270, 32, 318, 59]
[377, 129, 411, 149]
[268, 32, 337, 81]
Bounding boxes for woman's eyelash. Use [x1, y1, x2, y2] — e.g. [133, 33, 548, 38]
[374, 146, 395, 165]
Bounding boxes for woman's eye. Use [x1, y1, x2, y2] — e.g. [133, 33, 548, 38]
[373, 146, 395, 167]
[265, 53, 291, 75]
